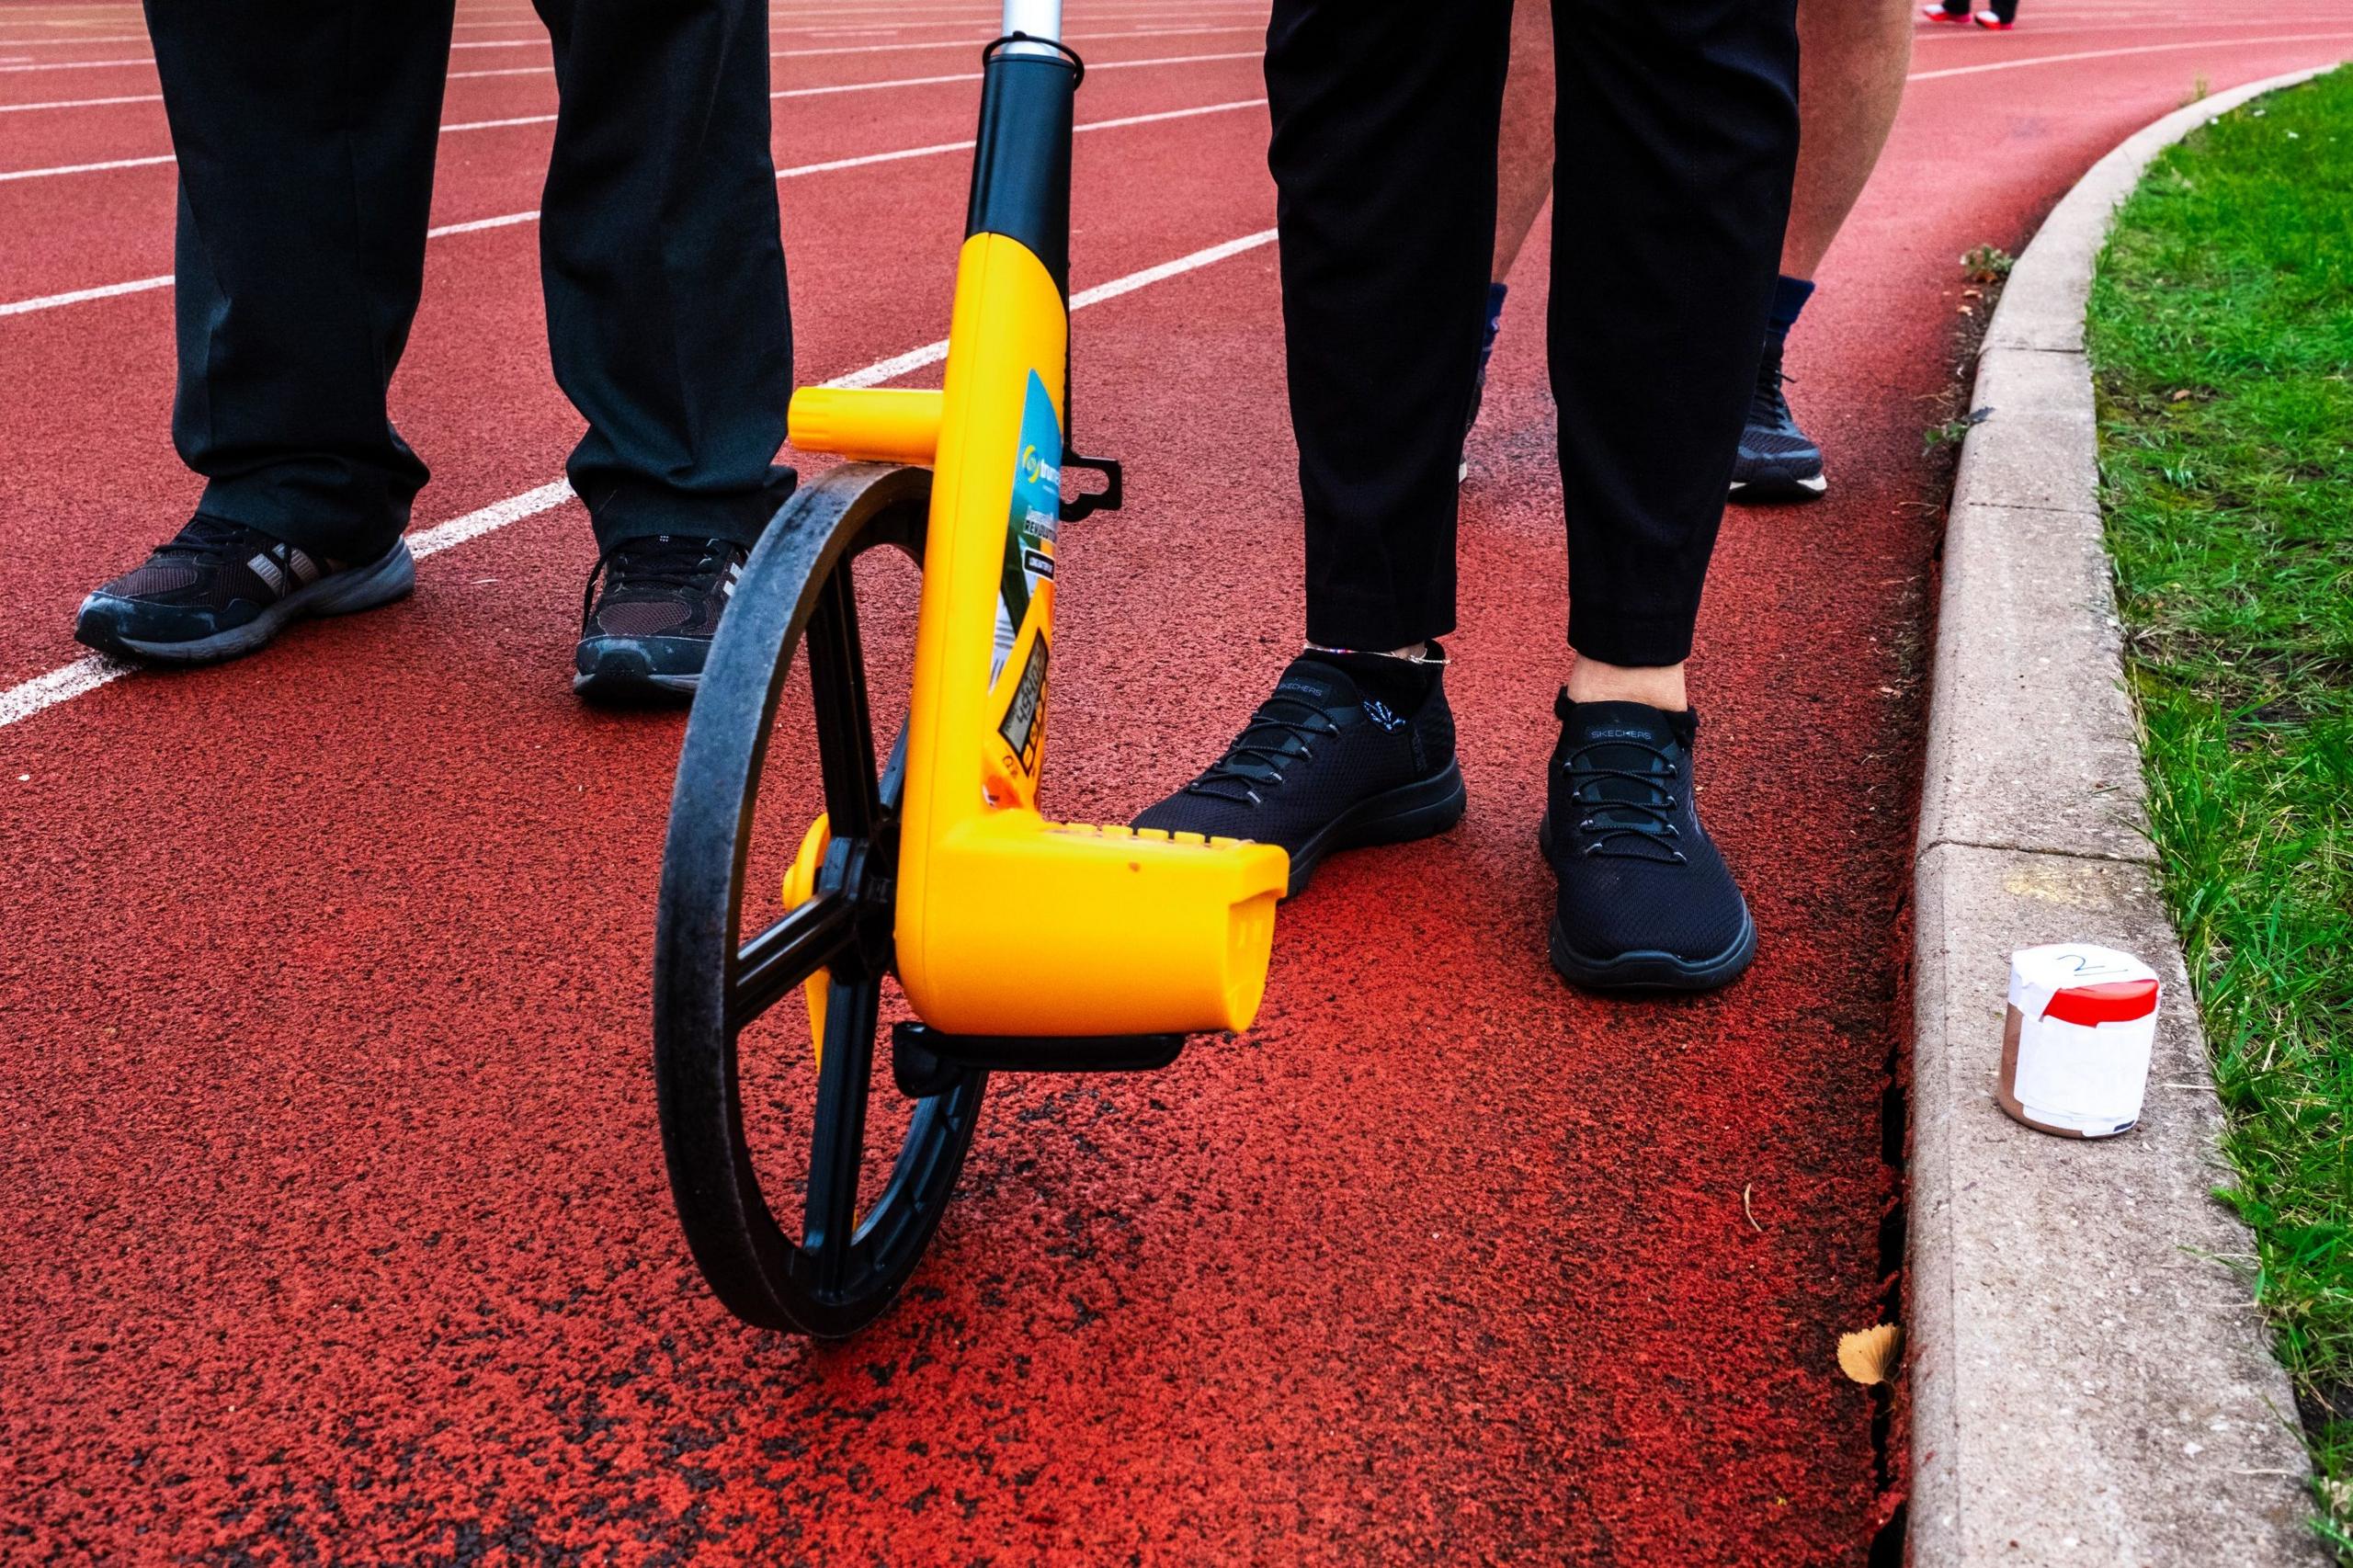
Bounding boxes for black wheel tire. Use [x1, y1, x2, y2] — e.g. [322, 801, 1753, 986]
[653, 462, 985, 1338]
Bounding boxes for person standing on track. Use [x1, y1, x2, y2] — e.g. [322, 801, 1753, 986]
[73, 1, 793, 701]
[1135, 0, 1802, 994]
[1924, 1, 2018, 28]
[1467, 0, 1916, 503]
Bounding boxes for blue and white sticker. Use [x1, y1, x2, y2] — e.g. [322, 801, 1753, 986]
[991, 369, 1063, 687]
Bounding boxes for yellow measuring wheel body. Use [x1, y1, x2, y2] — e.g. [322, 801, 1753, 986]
[652, 6, 1284, 1337]
[790, 232, 1285, 1038]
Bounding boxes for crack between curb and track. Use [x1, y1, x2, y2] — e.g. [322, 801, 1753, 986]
[1915, 835, 2154, 868]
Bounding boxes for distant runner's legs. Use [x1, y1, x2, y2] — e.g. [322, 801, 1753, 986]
[1475, 0, 1914, 505]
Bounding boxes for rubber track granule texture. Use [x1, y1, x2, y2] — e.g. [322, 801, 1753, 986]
[4, 4, 2349, 1561]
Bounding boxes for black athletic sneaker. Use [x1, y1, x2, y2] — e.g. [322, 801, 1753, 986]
[74, 514, 415, 665]
[1541, 693, 1756, 991]
[1133, 649, 1466, 895]
[1728, 336, 1826, 502]
[574, 534, 751, 699]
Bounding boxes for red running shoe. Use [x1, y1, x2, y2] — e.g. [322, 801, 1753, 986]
[1973, 10, 2017, 26]
[1921, 5, 1971, 20]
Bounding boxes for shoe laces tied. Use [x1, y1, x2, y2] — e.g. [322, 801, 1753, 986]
[1749, 342, 1796, 429]
[583, 534, 734, 621]
[1563, 739, 1688, 863]
[1184, 695, 1340, 806]
[153, 512, 260, 564]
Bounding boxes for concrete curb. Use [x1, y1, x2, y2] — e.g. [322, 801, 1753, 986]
[1907, 67, 2335, 1568]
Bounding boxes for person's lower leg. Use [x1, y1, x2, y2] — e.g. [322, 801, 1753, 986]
[1268, 0, 1512, 653]
[1781, 0, 1915, 287]
[143, 0, 452, 559]
[1564, 657, 1687, 712]
[1491, 0, 1556, 287]
[537, 0, 794, 551]
[1549, 0, 1800, 675]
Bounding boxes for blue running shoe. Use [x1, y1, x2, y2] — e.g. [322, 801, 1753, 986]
[1728, 335, 1827, 503]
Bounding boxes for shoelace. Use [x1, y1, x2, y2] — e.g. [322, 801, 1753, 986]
[1184, 695, 1341, 806]
[152, 512, 259, 564]
[1748, 345, 1796, 430]
[146, 513, 317, 598]
[583, 534, 736, 622]
[1563, 739, 1688, 863]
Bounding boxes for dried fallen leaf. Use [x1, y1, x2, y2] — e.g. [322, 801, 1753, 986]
[1837, 1324, 1904, 1385]
[2170, 389, 2193, 403]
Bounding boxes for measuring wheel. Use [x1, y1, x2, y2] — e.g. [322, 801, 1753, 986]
[654, 462, 986, 1338]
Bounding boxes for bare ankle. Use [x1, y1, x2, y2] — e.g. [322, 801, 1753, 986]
[1563, 657, 1688, 711]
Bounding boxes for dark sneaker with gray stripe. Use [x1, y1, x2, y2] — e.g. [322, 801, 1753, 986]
[574, 534, 748, 700]
[74, 514, 415, 665]
[1727, 335, 1826, 502]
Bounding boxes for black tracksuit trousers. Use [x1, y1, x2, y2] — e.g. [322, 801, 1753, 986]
[142, 0, 793, 561]
[1268, 0, 1801, 667]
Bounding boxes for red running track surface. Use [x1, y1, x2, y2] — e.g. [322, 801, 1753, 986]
[1, 4, 2343, 1561]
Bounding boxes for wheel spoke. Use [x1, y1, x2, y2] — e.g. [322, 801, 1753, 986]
[729, 892, 858, 1030]
[806, 562, 882, 841]
[801, 975, 881, 1290]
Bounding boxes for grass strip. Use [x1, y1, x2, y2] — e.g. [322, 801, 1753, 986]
[2088, 65, 2353, 1555]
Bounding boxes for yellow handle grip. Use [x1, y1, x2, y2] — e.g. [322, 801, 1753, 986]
[788, 388, 945, 465]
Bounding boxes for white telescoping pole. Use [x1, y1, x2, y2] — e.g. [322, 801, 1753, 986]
[1002, 0, 1064, 50]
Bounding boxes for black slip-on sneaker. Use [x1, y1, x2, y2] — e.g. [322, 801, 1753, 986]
[1728, 335, 1827, 503]
[1133, 648, 1465, 896]
[74, 514, 415, 665]
[574, 534, 751, 700]
[1541, 692, 1756, 992]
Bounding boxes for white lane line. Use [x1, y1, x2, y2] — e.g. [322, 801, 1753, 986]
[0, 271, 169, 315]
[456, 7, 1265, 41]
[0, 652, 120, 726]
[1915, 17, 2353, 41]
[1908, 29, 2353, 78]
[0, 97, 1266, 313]
[434, 52, 1258, 134]
[0, 36, 1257, 143]
[0, 227, 1278, 732]
[0, 21, 1258, 74]
[0, 88, 153, 109]
[767, 97, 1262, 182]
[0, 149, 168, 179]
[408, 480, 574, 558]
[0, 53, 147, 71]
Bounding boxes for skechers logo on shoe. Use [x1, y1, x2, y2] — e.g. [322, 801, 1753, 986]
[1362, 699, 1405, 732]
[1275, 679, 1335, 702]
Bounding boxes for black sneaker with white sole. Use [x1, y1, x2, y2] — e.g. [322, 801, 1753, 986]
[1132, 648, 1465, 895]
[1727, 335, 1826, 503]
[574, 534, 750, 699]
[1541, 692, 1756, 992]
[74, 514, 415, 665]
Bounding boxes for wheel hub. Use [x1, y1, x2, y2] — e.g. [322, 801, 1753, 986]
[813, 827, 897, 983]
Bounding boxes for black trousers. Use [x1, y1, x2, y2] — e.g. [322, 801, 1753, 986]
[1267, 0, 1800, 667]
[143, 0, 793, 560]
